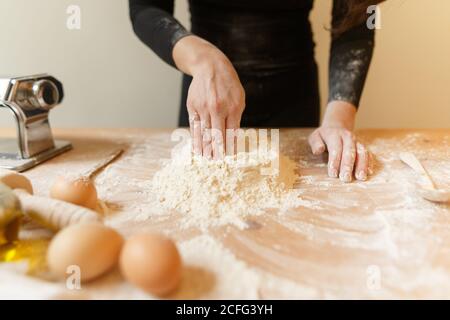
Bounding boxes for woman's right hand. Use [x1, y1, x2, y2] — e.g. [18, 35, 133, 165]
[173, 35, 246, 159]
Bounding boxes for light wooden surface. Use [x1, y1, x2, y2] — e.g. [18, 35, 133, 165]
[0, 128, 449, 299]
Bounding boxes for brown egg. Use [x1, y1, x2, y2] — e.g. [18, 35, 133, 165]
[47, 223, 123, 282]
[50, 176, 98, 210]
[120, 233, 182, 296]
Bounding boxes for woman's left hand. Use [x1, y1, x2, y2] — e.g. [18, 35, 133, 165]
[308, 101, 371, 182]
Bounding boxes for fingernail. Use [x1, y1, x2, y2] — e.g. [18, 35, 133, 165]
[356, 171, 367, 181]
[314, 145, 325, 155]
[329, 168, 338, 178]
[340, 171, 352, 183]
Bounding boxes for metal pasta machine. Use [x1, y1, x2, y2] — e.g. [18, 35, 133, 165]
[0, 74, 72, 172]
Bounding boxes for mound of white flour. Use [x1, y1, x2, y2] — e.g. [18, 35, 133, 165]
[151, 142, 299, 229]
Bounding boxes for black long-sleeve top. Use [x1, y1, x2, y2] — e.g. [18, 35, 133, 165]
[129, 0, 375, 126]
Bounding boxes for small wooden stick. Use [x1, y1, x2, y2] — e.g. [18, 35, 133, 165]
[83, 149, 124, 180]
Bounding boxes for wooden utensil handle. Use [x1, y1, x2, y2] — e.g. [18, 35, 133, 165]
[84, 149, 124, 179]
[399, 152, 436, 189]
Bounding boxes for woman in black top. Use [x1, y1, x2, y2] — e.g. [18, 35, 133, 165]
[129, 0, 382, 182]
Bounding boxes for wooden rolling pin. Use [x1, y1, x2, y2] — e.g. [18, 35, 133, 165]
[0, 169, 101, 232]
[14, 189, 101, 232]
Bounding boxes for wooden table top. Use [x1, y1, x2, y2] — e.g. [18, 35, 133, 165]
[0, 128, 449, 299]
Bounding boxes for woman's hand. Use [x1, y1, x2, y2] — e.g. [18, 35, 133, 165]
[173, 35, 245, 159]
[308, 101, 371, 182]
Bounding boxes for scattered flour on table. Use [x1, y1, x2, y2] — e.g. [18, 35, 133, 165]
[104, 132, 450, 298]
[175, 234, 320, 299]
[150, 142, 301, 230]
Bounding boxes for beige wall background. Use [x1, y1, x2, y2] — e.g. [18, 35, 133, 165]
[0, 0, 448, 129]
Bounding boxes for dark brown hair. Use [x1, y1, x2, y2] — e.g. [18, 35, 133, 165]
[335, 0, 385, 35]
